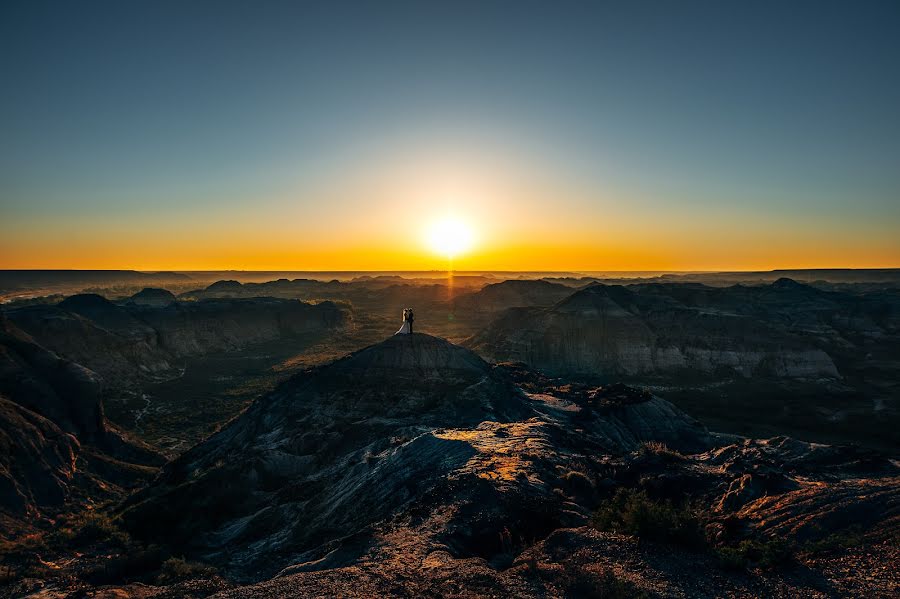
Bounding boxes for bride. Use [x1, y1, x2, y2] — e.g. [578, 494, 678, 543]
[395, 308, 414, 335]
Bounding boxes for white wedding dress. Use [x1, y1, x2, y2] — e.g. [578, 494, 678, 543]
[395, 321, 411, 335]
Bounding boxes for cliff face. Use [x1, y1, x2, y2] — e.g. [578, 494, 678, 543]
[0, 316, 162, 527]
[134, 298, 347, 358]
[4, 295, 350, 385]
[8, 300, 173, 384]
[0, 315, 105, 436]
[0, 396, 79, 518]
[465, 282, 874, 379]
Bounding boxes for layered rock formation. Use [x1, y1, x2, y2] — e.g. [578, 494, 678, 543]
[465, 281, 895, 379]
[454, 279, 575, 314]
[4, 294, 349, 385]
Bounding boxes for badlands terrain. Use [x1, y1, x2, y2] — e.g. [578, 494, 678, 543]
[0, 270, 897, 597]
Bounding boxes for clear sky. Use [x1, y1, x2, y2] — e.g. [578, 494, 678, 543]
[2, 0, 899, 271]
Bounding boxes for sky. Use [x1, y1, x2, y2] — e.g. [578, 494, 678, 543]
[1, 0, 899, 271]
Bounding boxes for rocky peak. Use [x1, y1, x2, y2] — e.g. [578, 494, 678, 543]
[325, 333, 490, 379]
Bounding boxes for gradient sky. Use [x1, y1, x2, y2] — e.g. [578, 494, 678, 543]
[2, 0, 899, 271]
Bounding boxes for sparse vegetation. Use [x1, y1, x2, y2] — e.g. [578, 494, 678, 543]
[714, 538, 793, 571]
[636, 441, 686, 463]
[591, 488, 705, 548]
[799, 527, 866, 556]
[156, 556, 219, 584]
[558, 561, 650, 599]
[57, 510, 130, 548]
[589, 487, 865, 573]
[560, 469, 595, 495]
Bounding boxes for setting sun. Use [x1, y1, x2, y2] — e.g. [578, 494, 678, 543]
[425, 217, 474, 259]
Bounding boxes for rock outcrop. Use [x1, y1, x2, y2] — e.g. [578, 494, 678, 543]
[0, 315, 105, 436]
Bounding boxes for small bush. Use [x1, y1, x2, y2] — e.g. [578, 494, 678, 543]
[561, 470, 595, 497]
[156, 556, 218, 584]
[558, 562, 650, 599]
[637, 441, 686, 463]
[714, 538, 793, 571]
[591, 489, 705, 548]
[800, 527, 865, 556]
[57, 511, 130, 548]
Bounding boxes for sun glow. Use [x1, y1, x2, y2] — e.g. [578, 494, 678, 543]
[425, 216, 474, 259]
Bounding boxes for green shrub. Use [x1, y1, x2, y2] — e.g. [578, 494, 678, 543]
[637, 441, 686, 463]
[591, 488, 705, 548]
[558, 562, 650, 599]
[800, 527, 865, 556]
[57, 510, 130, 548]
[560, 470, 595, 497]
[156, 556, 218, 584]
[714, 538, 792, 571]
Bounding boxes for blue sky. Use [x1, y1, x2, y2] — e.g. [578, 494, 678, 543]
[2, 1, 898, 269]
